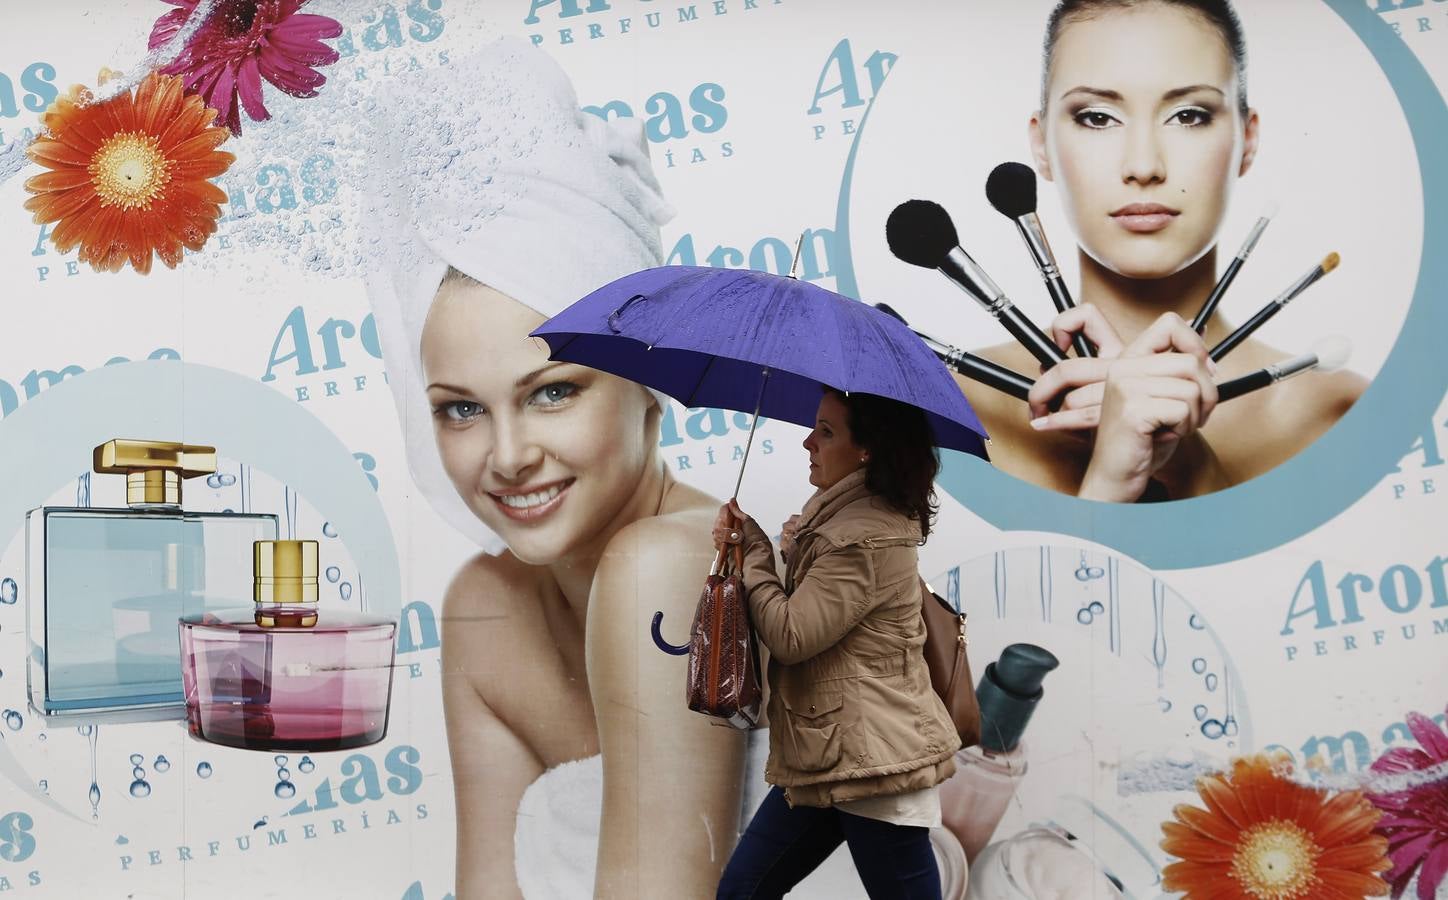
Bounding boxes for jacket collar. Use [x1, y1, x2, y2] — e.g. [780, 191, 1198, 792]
[797, 468, 872, 532]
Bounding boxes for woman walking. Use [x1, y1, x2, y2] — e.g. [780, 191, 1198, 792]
[713, 387, 960, 899]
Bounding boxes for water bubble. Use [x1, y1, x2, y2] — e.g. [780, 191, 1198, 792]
[218, 474, 236, 487]
[0, 577, 16, 605]
[196, 762, 212, 779]
[1201, 719, 1226, 740]
[130, 753, 143, 766]
[132, 766, 145, 780]
[1191, 658, 1207, 674]
[322, 522, 337, 538]
[1188, 614, 1206, 630]
[89, 783, 101, 809]
[1075, 607, 1094, 625]
[154, 755, 170, 773]
[274, 781, 296, 799]
[38, 780, 47, 792]
[298, 756, 315, 774]
[37, 733, 43, 742]
[1158, 698, 1172, 713]
[274, 755, 288, 767]
[1223, 716, 1239, 737]
[115, 835, 127, 845]
[77, 725, 93, 736]
[340, 582, 353, 601]
[129, 779, 151, 798]
[206, 474, 223, 488]
[1087, 601, 1105, 615]
[325, 566, 341, 583]
[277, 767, 291, 782]
[1204, 674, 1219, 692]
[3, 710, 22, 730]
[1193, 704, 1208, 721]
[222, 508, 234, 514]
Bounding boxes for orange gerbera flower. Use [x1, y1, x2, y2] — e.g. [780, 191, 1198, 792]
[1161, 754, 1392, 899]
[23, 71, 234, 274]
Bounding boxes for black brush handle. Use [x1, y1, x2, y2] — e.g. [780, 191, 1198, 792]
[1044, 276, 1095, 358]
[1216, 368, 1275, 402]
[999, 303, 1068, 369]
[1191, 257, 1244, 334]
[1209, 302, 1280, 363]
[950, 352, 1034, 402]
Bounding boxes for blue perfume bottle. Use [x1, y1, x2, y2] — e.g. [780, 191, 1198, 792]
[25, 440, 277, 723]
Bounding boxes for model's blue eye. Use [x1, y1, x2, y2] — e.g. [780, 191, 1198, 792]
[531, 382, 579, 407]
[436, 400, 485, 422]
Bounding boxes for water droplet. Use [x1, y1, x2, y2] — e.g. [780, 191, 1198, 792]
[1087, 601, 1104, 615]
[196, 762, 212, 779]
[1075, 608, 1094, 625]
[89, 783, 101, 809]
[222, 508, 234, 514]
[38, 780, 47, 792]
[340, 582, 353, 601]
[218, 474, 236, 486]
[206, 474, 223, 489]
[1194, 704, 1208, 721]
[1188, 614, 1206, 630]
[115, 835, 127, 845]
[274, 755, 288, 767]
[1201, 719, 1226, 740]
[1158, 698, 1172, 713]
[4, 710, 22, 730]
[77, 725, 92, 737]
[130, 753, 143, 766]
[325, 566, 341, 583]
[322, 522, 337, 538]
[0, 578, 16, 605]
[276, 767, 291, 782]
[129, 779, 151, 799]
[274, 781, 296, 799]
[1191, 658, 1207, 674]
[132, 766, 145, 780]
[154, 755, 169, 773]
[298, 756, 315, 774]
[37, 733, 43, 742]
[1223, 716, 1239, 737]
[1204, 674, 1219, 692]
[253, 817, 268, 829]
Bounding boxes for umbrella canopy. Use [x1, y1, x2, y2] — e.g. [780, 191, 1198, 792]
[530, 266, 989, 459]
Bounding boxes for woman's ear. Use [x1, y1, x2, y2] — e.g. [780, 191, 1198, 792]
[1030, 113, 1054, 182]
[1238, 108, 1260, 177]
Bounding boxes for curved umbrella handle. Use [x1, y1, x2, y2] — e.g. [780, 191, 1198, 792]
[650, 611, 690, 655]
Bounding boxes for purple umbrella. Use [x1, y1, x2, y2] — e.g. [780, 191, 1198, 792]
[531, 265, 990, 473]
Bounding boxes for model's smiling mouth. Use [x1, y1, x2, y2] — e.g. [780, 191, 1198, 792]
[489, 478, 575, 519]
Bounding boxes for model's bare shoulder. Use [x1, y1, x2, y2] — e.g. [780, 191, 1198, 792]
[440, 552, 550, 690]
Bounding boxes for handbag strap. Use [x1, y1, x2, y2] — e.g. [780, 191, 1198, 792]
[712, 511, 747, 577]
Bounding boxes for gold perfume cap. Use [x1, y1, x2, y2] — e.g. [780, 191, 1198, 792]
[253, 540, 319, 605]
[93, 439, 217, 507]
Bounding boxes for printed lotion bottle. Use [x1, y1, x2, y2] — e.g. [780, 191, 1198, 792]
[941, 643, 1060, 863]
[179, 539, 397, 751]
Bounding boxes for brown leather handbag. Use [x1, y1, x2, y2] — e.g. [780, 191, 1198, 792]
[685, 532, 763, 729]
[921, 578, 981, 748]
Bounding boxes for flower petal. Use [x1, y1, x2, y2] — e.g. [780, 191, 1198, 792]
[24, 169, 94, 193]
[1313, 790, 1380, 847]
[1416, 840, 1448, 900]
[236, 56, 269, 123]
[1405, 713, 1448, 761]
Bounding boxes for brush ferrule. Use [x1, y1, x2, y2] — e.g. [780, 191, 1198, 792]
[1236, 216, 1271, 261]
[1270, 352, 1318, 382]
[940, 246, 1005, 310]
[1015, 213, 1062, 281]
[1275, 265, 1326, 307]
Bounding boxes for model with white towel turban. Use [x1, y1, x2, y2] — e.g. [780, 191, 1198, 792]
[363, 38, 747, 899]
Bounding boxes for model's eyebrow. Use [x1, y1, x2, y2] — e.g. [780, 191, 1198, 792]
[514, 361, 570, 389]
[426, 382, 475, 396]
[1059, 84, 1225, 103]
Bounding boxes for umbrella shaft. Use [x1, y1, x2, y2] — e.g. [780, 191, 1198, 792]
[732, 369, 770, 501]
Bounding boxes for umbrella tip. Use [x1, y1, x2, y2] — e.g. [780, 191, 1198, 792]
[787, 232, 806, 279]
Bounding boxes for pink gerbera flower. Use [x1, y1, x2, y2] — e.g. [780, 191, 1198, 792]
[1368, 706, 1448, 900]
[148, 0, 342, 135]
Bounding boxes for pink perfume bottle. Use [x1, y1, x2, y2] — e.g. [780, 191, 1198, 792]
[179, 540, 397, 751]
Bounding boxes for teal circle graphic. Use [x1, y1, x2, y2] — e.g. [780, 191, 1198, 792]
[835, 0, 1448, 568]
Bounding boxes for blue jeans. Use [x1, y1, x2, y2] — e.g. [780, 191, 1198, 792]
[717, 786, 942, 899]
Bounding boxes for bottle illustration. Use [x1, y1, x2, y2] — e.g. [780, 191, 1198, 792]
[940, 643, 1060, 863]
[25, 440, 277, 722]
[179, 539, 397, 751]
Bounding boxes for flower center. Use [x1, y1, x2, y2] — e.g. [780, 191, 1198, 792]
[1230, 819, 1321, 899]
[89, 131, 171, 210]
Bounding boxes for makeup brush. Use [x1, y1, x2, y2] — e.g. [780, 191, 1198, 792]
[874, 302, 1035, 402]
[985, 162, 1094, 358]
[1190, 206, 1277, 334]
[1216, 336, 1352, 402]
[1209, 252, 1340, 362]
[886, 199, 1068, 369]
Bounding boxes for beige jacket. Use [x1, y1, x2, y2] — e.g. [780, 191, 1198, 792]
[739, 469, 960, 807]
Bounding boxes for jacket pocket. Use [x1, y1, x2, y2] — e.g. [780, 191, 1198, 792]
[784, 692, 845, 772]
